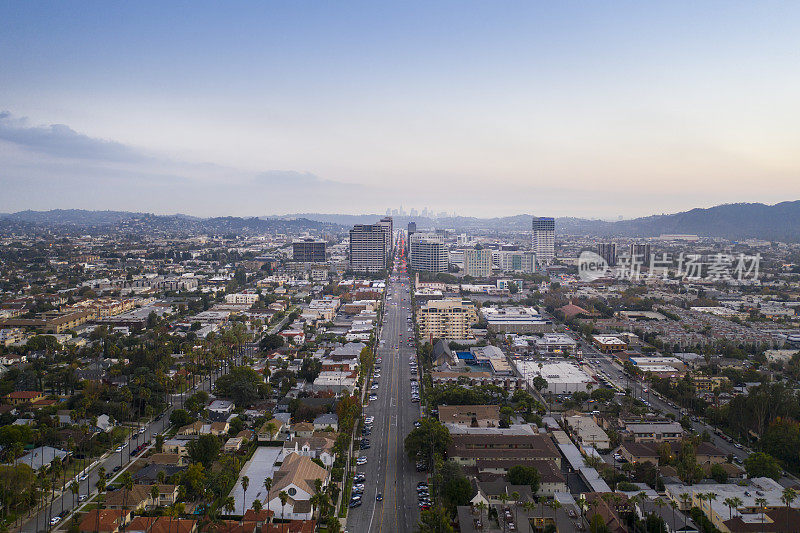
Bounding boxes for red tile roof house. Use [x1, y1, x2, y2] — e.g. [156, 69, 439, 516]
[5, 391, 44, 405]
[78, 509, 131, 533]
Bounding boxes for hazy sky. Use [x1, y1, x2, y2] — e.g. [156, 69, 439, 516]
[1, 1, 799, 218]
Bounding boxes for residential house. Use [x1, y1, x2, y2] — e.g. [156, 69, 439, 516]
[257, 418, 285, 442]
[292, 422, 315, 439]
[624, 421, 684, 443]
[283, 436, 337, 467]
[126, 516, 197, 533]
[224, 437, 244, 453]
[438, 405, 500, 428]
[78, 509, 131, 533]
[266, 454, 329, 520]
[312, 413, 339, 432]
[5, 391, 44, 405]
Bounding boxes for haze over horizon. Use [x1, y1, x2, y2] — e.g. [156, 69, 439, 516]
[2, 2, 799, 217]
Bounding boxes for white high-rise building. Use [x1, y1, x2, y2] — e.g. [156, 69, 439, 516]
[409, 233, 448, 273]
[532, 217, 555, 264]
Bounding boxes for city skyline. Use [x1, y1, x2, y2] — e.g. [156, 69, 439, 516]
[2, 2, 800, 217]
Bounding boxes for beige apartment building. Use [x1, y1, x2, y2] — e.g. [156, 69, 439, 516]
[417, 298, 478, 340]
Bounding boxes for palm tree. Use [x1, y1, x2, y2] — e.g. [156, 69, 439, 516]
[511, 491, 521, 527]
[70, 481, 79, 509]
[667, 499, 679, 530]
[782, 488, 797, 533]
[151, 485, 160, 510]
[679, 492, 691, 511]
[225, 496, 236, 515]
[475, 501, 488, 532]
[241, 475, 249, 514]
[755, 497, 768, 529]
[546, 499, 562, 530]
[279, 491, 289, 533]
[309, 493, 320, 520]
[252, 499, 263, 513]
[724, 497, 738, 520]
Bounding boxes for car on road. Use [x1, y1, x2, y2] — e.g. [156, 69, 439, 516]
[79, 473, 88, 481]
[78, 495, 88, 502]
[357, 457, 368, 465]
[376, 492, 383, 501]
[414, 420, 421, 428]
[369, 394, 378, 401]
[349, 500, 362, 508]
[50, 517, 61, 526]
[365, 416, 374, 423]
[371, 384, 379, 390]
[115, 445, 125, 452]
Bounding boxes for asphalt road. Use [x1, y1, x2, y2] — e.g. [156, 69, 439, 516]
[347, 261, 424, 533]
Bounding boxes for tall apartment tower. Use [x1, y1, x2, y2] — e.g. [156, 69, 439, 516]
[532, 217, 555, 264]
[349, 221, 391, 273]
[378, 216, 393, 258]
[463, 247, 494, 278]
[630, 243, 652, 266]
[407, 221, 417, 237]
[597, 242, 617, 267]
[292, 238, 326, 262]
[409, 233, 448, 273]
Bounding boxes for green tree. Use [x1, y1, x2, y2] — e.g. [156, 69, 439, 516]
[417, 504, 454, 533]
[187, 435, 221, 467]
[404, 418, 451, 465]
[259, 334, 284, 351]
[439, 462, 472, 510]
[506, 465, 541, 494]
[744, 452, 782, 480]
[170, 409, 194, 427]
[214, 366, 265, 407]
[179, 464, 206, 500]
[709, 463, 728, 483]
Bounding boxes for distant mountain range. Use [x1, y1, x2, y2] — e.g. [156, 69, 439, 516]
[0, 209, 343, 236]
[2, 201, 799, 241]
[278, 201, 800, 242]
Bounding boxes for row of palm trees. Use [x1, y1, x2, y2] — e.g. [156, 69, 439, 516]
[681, 487, 798, 533]
[471, 494, 564, 532]
[467, 486, 800, 533]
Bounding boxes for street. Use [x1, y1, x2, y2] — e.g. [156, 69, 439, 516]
[346, 253, 424, 532]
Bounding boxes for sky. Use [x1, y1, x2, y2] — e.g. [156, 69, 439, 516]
[1, 1, 799, 219]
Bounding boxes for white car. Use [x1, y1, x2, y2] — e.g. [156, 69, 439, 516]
[369, 394, 378, 401]
[50, 517, 61, 526]
[356, 457, 368, 465]
[115, 445, 125, 452]
[371, 384, 379, 390]
[365, 417, 375, 423]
